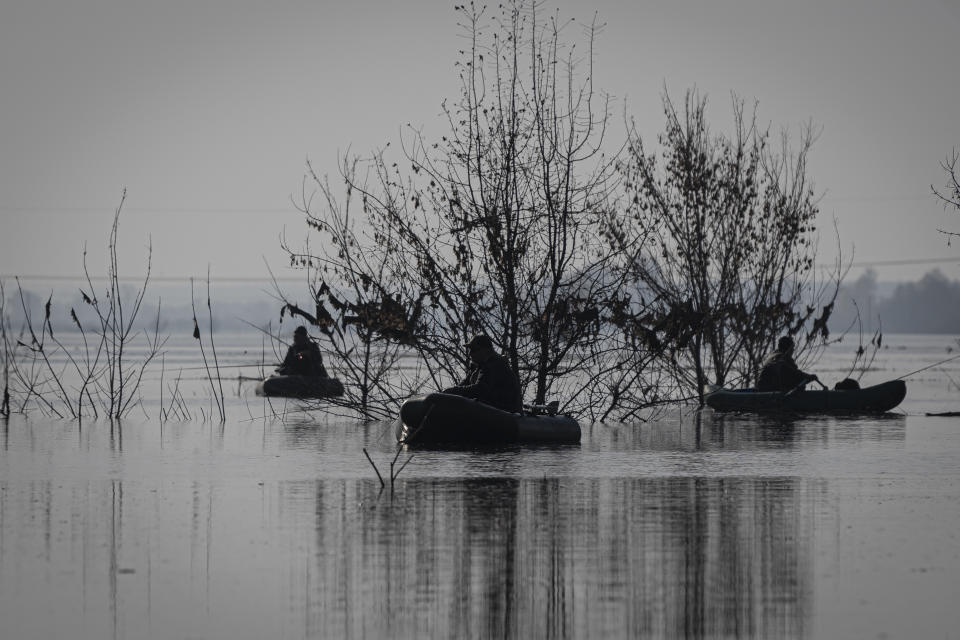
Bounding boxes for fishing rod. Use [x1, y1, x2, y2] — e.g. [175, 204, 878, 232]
[896, 352, 960, 381]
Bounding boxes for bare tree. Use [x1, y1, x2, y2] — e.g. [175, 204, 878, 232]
[2, 192, 165, 420]
[0, 280, 9, 418]
[287, 2, 657, 418]
[933, 148, 960, 240]
[611, 89, 841, 400]
[79, 191, 164, 419]
[281, 158, 421, 421]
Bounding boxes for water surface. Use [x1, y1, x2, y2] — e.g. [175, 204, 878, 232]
[1, 334, 959, 639]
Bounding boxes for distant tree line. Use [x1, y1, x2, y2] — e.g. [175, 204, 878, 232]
[280, 1, 841, 421]
[1, 287, 277, 335]
[832, 269, 960, 335]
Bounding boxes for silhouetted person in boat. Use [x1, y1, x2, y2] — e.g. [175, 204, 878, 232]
[756, 335, 819, 392]
[276, 326, 328, 377]
[443, 334, 523, 412]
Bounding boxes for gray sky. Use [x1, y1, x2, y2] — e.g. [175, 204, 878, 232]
[2, 0, 959, 286]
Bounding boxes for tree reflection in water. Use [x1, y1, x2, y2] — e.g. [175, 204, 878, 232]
[0, 413, 921, 639]
[303, 476, 823, 639]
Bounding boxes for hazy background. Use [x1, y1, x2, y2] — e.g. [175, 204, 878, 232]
[2, 0, 959, 293]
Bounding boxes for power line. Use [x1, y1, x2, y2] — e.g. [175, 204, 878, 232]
[0, 190, 943, 214]
[822, 194, 933, 203]
[0, 206, 297, 215]
[0, 274, 308, 284]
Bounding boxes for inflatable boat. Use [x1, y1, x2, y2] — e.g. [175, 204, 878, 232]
[395, 393, 581, 445]
[254, 375, 345, 399]
[705, 380, 906, 414]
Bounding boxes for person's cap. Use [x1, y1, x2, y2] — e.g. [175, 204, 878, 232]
[465, 334, 493, 351]
[777, 335, 795, 351]
[294, 326, 308, 336]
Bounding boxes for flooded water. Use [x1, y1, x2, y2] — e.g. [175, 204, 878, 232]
[1, 334, 959, 639]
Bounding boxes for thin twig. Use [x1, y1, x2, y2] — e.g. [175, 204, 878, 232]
[362, 448, 386, 488]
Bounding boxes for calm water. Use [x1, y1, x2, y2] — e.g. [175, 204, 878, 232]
[1, 334, 959, 639]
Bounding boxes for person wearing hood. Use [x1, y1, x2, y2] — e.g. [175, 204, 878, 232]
[443, 334, 523, 412]
[276, 326, 328, 377]
[756, 335, 818, 392]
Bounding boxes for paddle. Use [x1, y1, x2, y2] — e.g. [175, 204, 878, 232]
[783, 375, 827, 398]
[782, 381, 806, 399]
